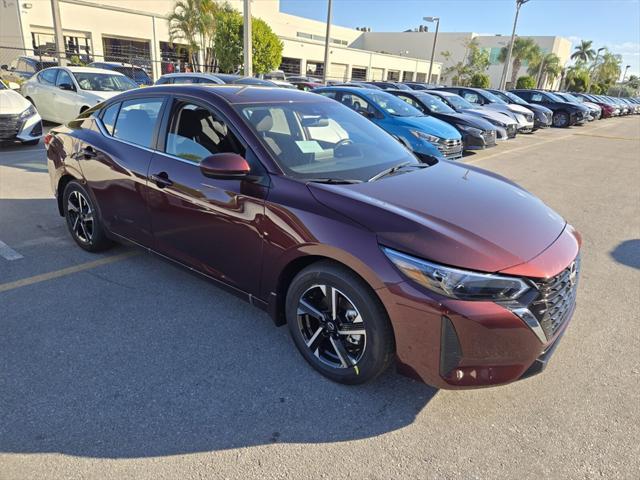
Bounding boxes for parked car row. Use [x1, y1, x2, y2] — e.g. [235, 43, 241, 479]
[44, 83, 592, 388]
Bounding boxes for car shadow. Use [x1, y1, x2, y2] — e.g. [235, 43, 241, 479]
[610, 239, 640, 269]
[0, 198, 438, 459]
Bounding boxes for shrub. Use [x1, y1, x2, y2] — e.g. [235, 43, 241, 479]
[469, 73, 490, 88]
[516, 75, 536, 89]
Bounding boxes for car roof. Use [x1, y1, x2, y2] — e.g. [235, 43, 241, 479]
[47, 66, 126, 75]
[315, 85, 386, 95]
[427, 89, 456, 96]
[127, 84, 332, 105]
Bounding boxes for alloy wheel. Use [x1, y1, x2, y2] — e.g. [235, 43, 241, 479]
[296, 284, 367, 369]
[553, 112, 569, 128]
[67, 190, 94, 244]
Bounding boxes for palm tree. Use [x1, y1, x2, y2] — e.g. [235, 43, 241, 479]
[528, 52, 562, 88]
[571, 40, 596, 64]
[593, 50, 622, 87]
[499, 37, 540, 87]
[168, 0, 203, 68]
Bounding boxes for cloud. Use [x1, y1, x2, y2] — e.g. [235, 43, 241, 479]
[609, 42, 640, 57]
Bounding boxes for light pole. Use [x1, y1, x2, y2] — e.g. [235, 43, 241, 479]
[618, 65, 631, 97]
[243, 0, 252, 77]
[499, 0, 530, 89]
[323, 0, 333, 84]
[424, 16, 440, 84]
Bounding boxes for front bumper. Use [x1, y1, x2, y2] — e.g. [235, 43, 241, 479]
[0, 111, 43, 143]
[380, 230, 581, 389]
[534, 112, 552, 129]
[462, 130, 497, 150]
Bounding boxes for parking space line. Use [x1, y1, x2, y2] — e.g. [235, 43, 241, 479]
[463, 121, 624, 165]
[572, 133, 638, 141]
[0, 251, 138, 293]
[0, 240, 24, 261]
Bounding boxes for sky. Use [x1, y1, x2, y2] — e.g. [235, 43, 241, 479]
[279, 0, 640, 77]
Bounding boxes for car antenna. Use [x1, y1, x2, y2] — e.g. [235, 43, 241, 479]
[463, 169, 470, 180]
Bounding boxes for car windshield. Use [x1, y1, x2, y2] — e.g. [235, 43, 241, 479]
[546, 92, 565, 102]
[367, 92, 424, 117]
[439, 93, 475, 110]
[414, 93, 456, 113]
[238, 101, 418, 182]
[112, 66, 151, 82]
[73, 72, 138, 91]
[561, 93, 581, 103]
[482, 90, 507, 104]
[503, 91, 529, 105]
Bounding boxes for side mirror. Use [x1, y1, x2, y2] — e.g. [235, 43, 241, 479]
[8, 82, 20, 90]
[58, 83, 75, 91]
[200, 153, 251, 179]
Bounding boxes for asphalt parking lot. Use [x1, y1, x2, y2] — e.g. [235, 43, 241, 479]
[1, 117, 639, 479]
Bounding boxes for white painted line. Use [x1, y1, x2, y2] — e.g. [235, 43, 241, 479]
[0, 240, 24, 261]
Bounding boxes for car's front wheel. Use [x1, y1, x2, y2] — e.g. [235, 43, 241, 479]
[553, 111, 570, 128]
[63, 180, 113, 252]
[286, 261, 395, 384]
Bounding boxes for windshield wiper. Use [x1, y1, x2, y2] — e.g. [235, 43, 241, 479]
[367, 161, 425, 182]
[305, 178, 363, 184]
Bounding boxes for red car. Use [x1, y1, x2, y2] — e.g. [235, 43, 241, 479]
[46, 85, 581, 388]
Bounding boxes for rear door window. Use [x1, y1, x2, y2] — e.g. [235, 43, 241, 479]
[172, 76, 198, 84]
[113, 98, 164, 148]
[462, 91, 480, 104]
[100, 103, 121, 135]
[39, 68, 59, 85]
[531, 93, 543, 102]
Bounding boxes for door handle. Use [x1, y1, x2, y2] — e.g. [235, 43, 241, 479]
[150, 172, 173, 188]
[82, 146, 97, 159]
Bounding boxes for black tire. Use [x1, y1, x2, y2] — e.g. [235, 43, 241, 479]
[22, 139, 39, 146]
[552, 110, 570, 128]
[286, 261, 395, 384]
[62, 180, 113, 252]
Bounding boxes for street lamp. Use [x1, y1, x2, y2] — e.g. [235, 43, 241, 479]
[589, 47, 605, 92]
[423, 16, 440, 84]
[499, 0, 530, 89]
[622, 65, 631, 82]
[323, 0, 334, 84]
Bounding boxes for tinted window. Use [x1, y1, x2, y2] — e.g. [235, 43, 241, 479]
[340, 93, 372, 114]
[39, 69, 58, 85]
[396, 94, 426, 113]
[113, 98, 164, 148]
[156, 77, 172, 85]
[172, 76, 198, 84]
[101, 103, 121, 135]
[165, 102, 243, 162]
[462, 91, 480, 104]
[74, 73, 137, 91]
[56, 69, 73, 87]
[317, 91, 336, 99]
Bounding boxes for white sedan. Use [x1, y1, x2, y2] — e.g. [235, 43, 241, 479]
[0, 80, 42, 145]
[21, 66, 138, 124]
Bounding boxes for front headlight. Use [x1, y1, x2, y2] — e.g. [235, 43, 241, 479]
[457, 124, 482, 135]
[382, 247, 532, 301]
[487, 118, 506, 128]
[410, 130, 441, 144]
[19, 105, 37, 120]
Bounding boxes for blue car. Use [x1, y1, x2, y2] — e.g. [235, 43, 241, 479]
[313, 86, 463, 161]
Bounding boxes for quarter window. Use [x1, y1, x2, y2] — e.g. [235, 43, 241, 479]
[101, 103, 121, 135]
[165, 102, 243, 162]
[113, 98, 164, 148]
[39, 69, 58, 85]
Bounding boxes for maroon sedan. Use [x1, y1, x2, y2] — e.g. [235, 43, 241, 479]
[45, 85, 581, 388]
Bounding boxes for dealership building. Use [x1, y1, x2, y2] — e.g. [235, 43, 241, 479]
[1, 0, 570, 87]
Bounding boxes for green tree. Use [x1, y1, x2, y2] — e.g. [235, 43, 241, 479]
[168, 0, 202, 67]
[571, 40, 596, 63]
[564, 65, 591, 92]
[516, 75, 536, 89]
[251, 17, 283, 74]
[213, 3, 282, 74]
[443, 39, 489, 86]
[469, 73, 490, 88]
[527, 52, 562, 88]
[499, 37, 540, 87]
[592, 50, 622, 88]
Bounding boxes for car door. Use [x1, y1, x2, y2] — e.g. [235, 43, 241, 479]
[30, 68, 59, 121]
[54, 69, 80, 122]
[146, 97, 268, 294]
[78, 96, 167, 246]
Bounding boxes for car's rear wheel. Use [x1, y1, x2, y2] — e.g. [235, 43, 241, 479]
[63, 180, 113, 252]
[286, 261, 395, 384]
[553, 111, 570, 128]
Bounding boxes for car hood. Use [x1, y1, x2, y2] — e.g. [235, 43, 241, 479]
[506, 104, 534, 116]
[525, 103, 553, 115]
[462, 107, 517, 125]
[308, 161, 566, 273]
[0, 89, 31, 114]
[393, 115, 461, 140]
[583, 101, 601, 112]
[435, 111, 496, 130]
[84, 90, 124, 101]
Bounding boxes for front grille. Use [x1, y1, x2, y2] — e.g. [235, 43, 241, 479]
[529, 255, 581, 340]
[481, 129, 496, 146]
[0, 114, 23, 140]
[438, 138, 463, 159]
